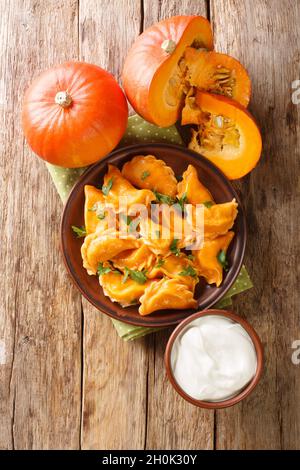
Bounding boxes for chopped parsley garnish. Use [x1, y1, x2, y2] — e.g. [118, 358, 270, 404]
[129, 217, 141, 233]
[179, 265, 198, 278]
[102, 177, 113, 196]
[88, 203, 106, 220]
[203, 201, 214, 208]
[97, 262, 112, 275]
[141, 170, 150, 180]
[155, 229, 161, 239]
[97, 210, 106, 220]
[122, 267, 148, 285]
[217, 250, 229, 271]
[153, 190, 176, 205]
[176, 192, 188, 211]
[97, 262, 121, 276]
[72, 225, 86, 238]
[187, 254, 195, 261]
[170, 238, 181, 256]
[155, 258, 165, 268]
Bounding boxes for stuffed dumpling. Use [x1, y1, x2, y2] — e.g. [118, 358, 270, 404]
[99, 271, 152, 307]
[112, 243, 156, 272]
[139, 217, 172, 256]
[84, 185, 117, 234]
[177, 164, 214, 205]
[81, 229, 140, 275]
[193, 231, 234, 286]
[139, 278, 197, 316]
[122, 155, 177, 197]
[148, 254, 197, 290]
[203, 200, 237, 239]
[103, 164, 155, 212]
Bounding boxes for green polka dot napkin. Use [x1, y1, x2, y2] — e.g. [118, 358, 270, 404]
[46, 114, 253, 341]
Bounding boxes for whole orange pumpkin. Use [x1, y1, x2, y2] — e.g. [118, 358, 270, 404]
[22, 62, 128, 168]
[122, 15, 213, 127]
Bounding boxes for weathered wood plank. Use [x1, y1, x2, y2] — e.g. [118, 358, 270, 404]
[143, 0, 214, 450]
[211, 0, 300, 449]
[0, 0, 82, 449]
[79, 0, 149, 450]
[143, 0, 208, 26]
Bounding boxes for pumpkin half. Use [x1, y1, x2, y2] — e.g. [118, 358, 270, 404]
[183, 91, 262, 179]
[122, 15, 261, 179]
[122, 15, 214, 127]
[22, 62, 128, 167]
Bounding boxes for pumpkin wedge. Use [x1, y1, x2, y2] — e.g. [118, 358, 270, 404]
[122, 15, 213, 127]
[184, 47, 251, 107]
[183, 91, 262, 179]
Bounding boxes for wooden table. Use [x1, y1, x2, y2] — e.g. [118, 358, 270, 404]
[1, 0, 299, 450]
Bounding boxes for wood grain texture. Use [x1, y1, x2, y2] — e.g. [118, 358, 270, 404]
[211, 0, 300, 450]
[1, 0, 300, 450]
[0, 0, 82, 449]
[143, 0, 214, 450]
[79, 0, 149, 450]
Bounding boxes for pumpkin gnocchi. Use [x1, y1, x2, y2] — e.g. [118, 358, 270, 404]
[77, 155, 238, 315]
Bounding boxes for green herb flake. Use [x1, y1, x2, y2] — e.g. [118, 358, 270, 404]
[217, 249, 229, 271]
[97, 262, 111, 276]
[122, 268, 130, 284]
[120, 213, 132, 225]
[97, 210, 106, 220]
[155, 229, 161, 239]
[88, 203, 98, 212]
[155, 258, 165, 268]
[179, 265, 198, 278]
[203, 201, 214, 208]
[170, 238, 181, 256]
[177, 192, 188, 211]
[129, 217, 141, 233]
[187, 254, 195, 261]
[153, 190, 176, 205]
[72, 225, 86, 238]
[102, 177, 113, 196]
[122, 267, 147, 285]
[141, 170, 150, 181]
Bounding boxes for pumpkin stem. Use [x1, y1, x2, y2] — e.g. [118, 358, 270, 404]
[161, 39, 176, 54]
[55, 91, 72, 108]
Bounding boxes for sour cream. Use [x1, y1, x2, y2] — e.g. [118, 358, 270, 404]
[171, 315, 257, 402]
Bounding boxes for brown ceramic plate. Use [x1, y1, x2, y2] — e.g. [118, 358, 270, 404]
[61, 143, 246, 327]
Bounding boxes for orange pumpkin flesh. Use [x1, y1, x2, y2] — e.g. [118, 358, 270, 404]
[22, 62, 128, 168]
[184, 47, 251, 107]
[183, 91, 262, 179]
[122, 15, 261, 179]
[122, 15, 214, 127]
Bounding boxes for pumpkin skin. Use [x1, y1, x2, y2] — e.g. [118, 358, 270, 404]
[122, 15, 213, 127]
[22, 62, 128, 168]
